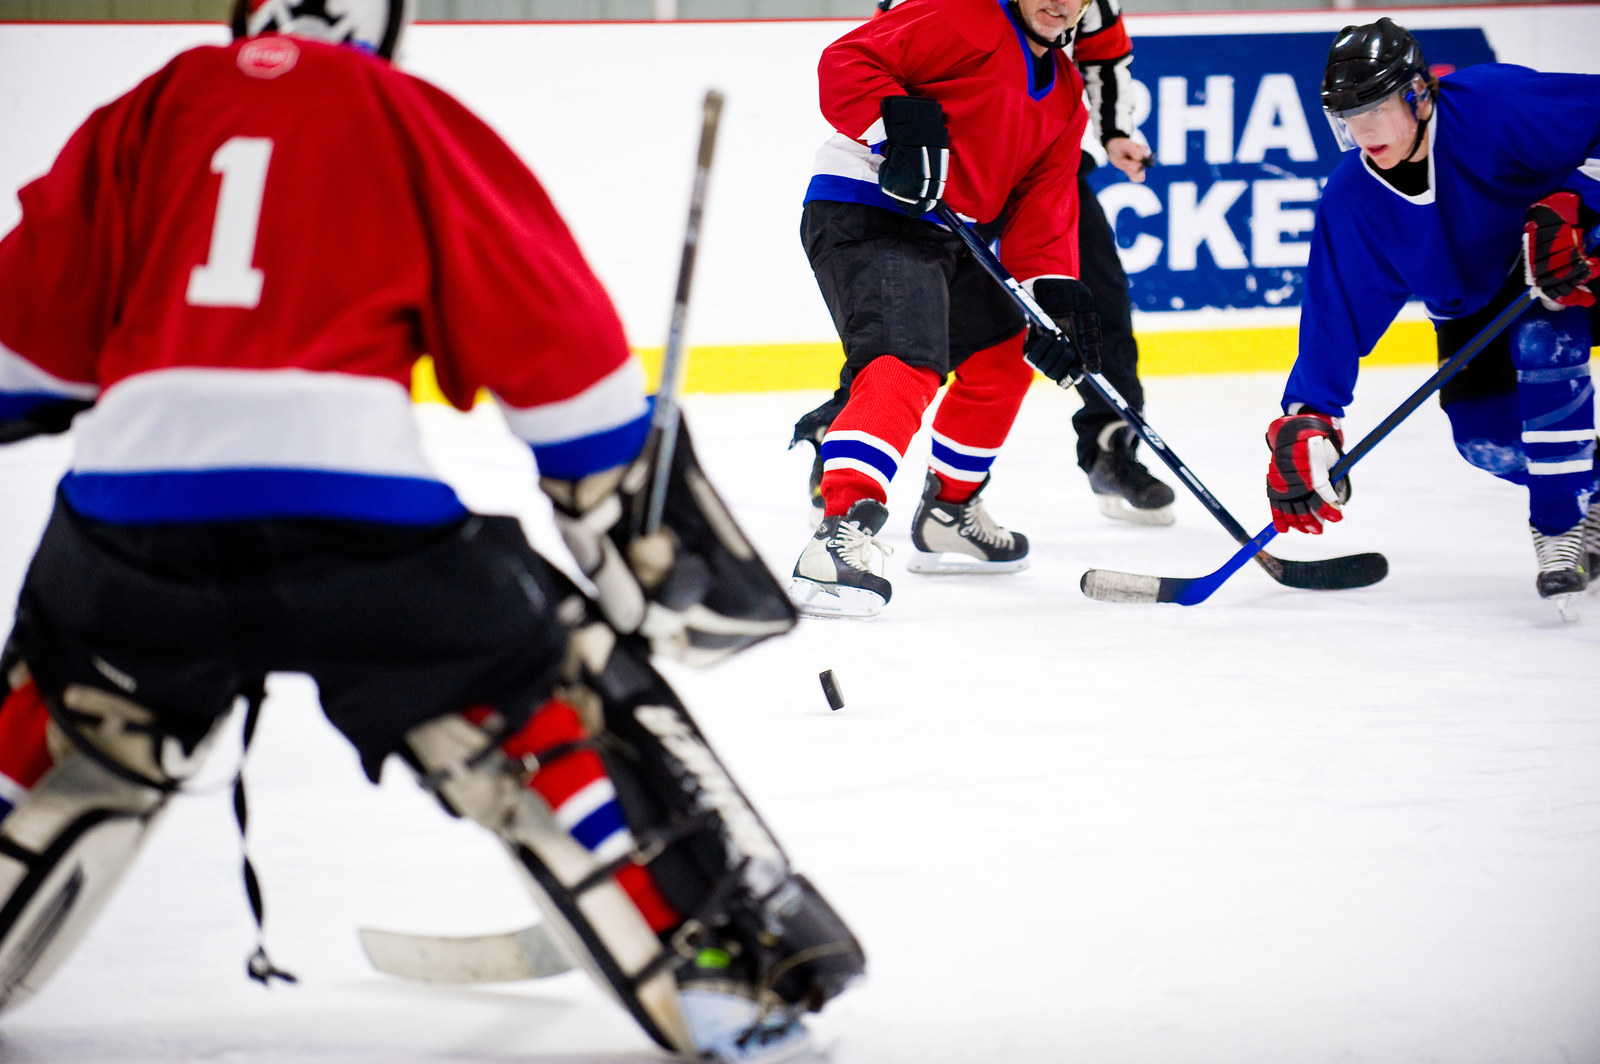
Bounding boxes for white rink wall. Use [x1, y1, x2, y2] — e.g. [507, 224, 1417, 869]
[1, 8, 1597, 354]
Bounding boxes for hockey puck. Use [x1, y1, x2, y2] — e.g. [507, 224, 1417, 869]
[819, 669, 845, 711]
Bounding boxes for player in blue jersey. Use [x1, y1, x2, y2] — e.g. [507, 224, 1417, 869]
[1266, 18, 1600, 616]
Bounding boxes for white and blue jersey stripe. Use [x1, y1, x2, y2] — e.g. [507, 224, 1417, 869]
[32, 359, 651, 527]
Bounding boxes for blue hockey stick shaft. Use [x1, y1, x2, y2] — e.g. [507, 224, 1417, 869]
[930, 201, 1385, 589]
[1169, 288, 1540, 605]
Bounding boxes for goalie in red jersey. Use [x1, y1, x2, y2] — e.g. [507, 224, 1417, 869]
[0, 3, 861, 1059]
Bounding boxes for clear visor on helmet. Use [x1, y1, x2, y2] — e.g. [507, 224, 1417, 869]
[1323, 88, 1409, 153]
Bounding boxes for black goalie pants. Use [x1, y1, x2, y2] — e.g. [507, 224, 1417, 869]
[8, 495, 570, 781]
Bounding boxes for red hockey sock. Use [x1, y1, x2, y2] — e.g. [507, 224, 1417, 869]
[0, 678, 54, 817]
[819, 356, 940, 516]
[929, 333, 1031, 501]
[494, 700, 680, 933]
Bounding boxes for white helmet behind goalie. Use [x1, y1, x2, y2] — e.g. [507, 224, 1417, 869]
[229, 0, 414, 61]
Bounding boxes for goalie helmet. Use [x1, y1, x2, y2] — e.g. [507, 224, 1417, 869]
[229, 0, 413, 60]
[1321, 19, 1429, 150]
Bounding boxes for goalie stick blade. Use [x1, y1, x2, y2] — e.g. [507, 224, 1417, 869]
[358, 923, 576, 984]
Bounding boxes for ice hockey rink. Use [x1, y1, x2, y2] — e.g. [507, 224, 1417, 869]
[0, 366, 1596, 1064]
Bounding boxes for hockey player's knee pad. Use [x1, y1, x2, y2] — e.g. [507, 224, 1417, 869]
[1510, 305, 1592, 375]
[1444, 393, 1529, 482]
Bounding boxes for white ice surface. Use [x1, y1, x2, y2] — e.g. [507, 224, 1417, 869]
[0, 369, 1597, 1064]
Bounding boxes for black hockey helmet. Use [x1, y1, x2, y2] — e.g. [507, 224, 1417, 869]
[230, 0, 413, 61]
[1321, 18, 1428, 117]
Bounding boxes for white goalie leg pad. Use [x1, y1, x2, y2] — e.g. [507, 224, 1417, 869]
[403, 712, 694, 1054]
[0, 683, 210, 1015]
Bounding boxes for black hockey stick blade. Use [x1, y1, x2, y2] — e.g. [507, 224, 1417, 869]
[359, 923, 575, 983]
[1081, 288, 1543, 606]
[1262, 550, 1388, 590]
[928, 201, 1390, 598]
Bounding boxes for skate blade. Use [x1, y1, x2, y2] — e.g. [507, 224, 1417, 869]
[680, 990, 822, 1064]
[1094, 495, 1176, 526]
[905, 551, 1029, 575]
[787, 578, 885, 619]
[1552, 592, 1583, 623]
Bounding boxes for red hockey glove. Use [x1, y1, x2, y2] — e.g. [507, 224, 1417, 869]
[1523, 191, 1599, 310]
[1265, 411, 1351, 534]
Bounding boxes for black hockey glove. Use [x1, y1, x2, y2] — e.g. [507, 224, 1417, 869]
[1265, 410, 1350, 535]
[877, 96, 949, 216]
[1523, 191, 1599, 310]
[1024, 277, 1101, 388]
[542, 418, 797, 667]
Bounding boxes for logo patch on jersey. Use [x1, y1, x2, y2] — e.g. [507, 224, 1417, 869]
[238, 37, 300, 79]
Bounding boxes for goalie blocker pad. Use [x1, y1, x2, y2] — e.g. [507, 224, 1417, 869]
[618, 418, 799, 666]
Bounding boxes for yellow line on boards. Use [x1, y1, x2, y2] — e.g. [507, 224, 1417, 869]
[408, 322, 1438, 403]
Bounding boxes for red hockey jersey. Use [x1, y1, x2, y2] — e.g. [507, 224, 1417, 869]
[804, 0, 1090, 282]
[0, 35, 647, 525]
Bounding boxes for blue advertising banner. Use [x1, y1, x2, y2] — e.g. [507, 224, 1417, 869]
[1089, 27, 1497, 313]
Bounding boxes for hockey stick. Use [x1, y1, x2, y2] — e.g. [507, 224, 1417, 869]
[359, 99, 727, 991]
[643, 88, 724, 535]
[1084, 288, 1541, 605]
[359, 923, 575, 983]
[931, 201, 1387, 594]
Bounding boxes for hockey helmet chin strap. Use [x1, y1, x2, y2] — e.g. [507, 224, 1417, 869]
[1398, 103, 1430, 165]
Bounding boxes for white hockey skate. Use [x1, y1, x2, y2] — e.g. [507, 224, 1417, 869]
[789, 499, 893, 618]
[906, 473, 1028, 574]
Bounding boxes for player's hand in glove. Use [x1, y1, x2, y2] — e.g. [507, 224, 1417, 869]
[1024, 277, 1102, 388]
[1265, 410, 1351, 534]
[542, 418, 796, 667]
[1524, 190, 1599, 310]
[877, 96, 948, 216]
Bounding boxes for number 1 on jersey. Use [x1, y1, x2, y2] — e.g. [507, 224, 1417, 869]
[187, 136, 273, 309]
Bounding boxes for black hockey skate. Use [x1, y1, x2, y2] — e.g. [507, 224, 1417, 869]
[790, 394, 846, 529]
[1087, 423, 1176, 526]
[907, 472, 1029, 574]
[788, 499, 892, 618]
[1531, 522, 1589, 622]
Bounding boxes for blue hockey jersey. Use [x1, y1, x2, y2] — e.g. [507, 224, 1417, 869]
[1285, 64, 1600, 418]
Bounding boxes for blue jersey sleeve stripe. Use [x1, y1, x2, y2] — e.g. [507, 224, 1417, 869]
[528, 407, 651, 480]
[0, 393, 71, 420]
